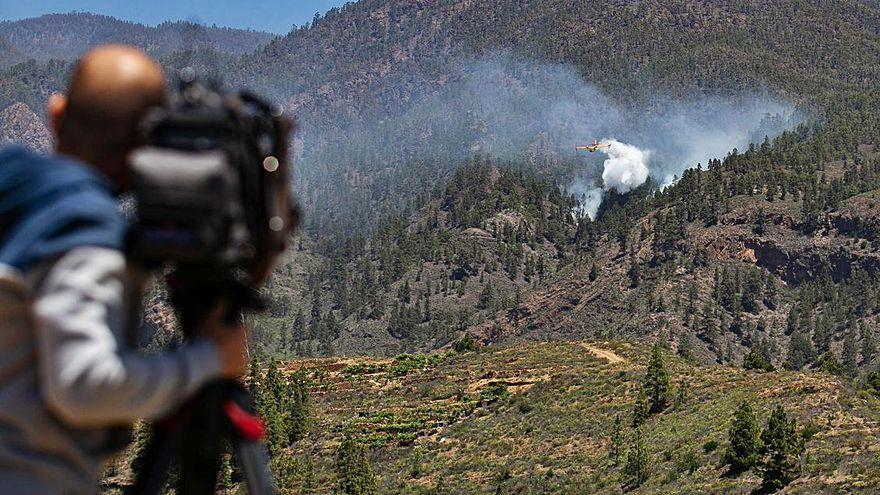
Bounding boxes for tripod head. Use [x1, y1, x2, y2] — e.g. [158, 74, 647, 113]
[127, 70, 299, 331]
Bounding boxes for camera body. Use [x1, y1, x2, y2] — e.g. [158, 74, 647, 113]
[128, 77, 297, 285]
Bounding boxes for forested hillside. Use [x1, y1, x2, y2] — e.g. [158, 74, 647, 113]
[253, 160, 581, 356]
[5, 1, 880, 374]
[0, 13, 273, 66]
[0, 13, 275, 149]
[4, 2, 880, 235]
[231, 0, 880, 235]
[259, 125, 880, 377]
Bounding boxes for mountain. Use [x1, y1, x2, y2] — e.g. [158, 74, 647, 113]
[0, 13, 277, 147]
[260, 134, 880, 376]
[249, 0, 880, 373]
[242, 0, 880, 118]
[3, 2, 880, 372]
[0, 13, 275, 65]
[222, 0, 880, 236]
[4, 2, 880, 235]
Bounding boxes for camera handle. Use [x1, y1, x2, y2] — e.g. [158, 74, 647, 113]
[128, 271, 278, 495]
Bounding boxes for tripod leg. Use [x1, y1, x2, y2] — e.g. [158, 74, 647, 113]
[127, 425, 180, 495]
[234, 439, 278, 495]
[176, 384, 227, 495]
[222, 385, 278, 495]
[129, 380, 278, 495]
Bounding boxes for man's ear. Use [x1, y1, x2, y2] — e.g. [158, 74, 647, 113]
[47, 93, 67, 139]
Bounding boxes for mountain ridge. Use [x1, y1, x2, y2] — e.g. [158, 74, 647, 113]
[0, 12, 276, 67]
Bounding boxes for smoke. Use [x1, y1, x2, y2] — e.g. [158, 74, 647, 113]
[572, 138, 650, 220]
[573, 184, 604, 221]
[292, 51, 804, 224]
[599, 139, 650, 194]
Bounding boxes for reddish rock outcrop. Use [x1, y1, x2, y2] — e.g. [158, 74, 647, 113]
[0, 102, 53, 153]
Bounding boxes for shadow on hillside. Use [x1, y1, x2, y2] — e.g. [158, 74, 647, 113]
[750, 484, 781, 495]
[720, 468, 782, 495]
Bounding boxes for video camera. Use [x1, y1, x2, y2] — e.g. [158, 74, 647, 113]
[125, 71, 297, 495]
[128, 70, 298, 291]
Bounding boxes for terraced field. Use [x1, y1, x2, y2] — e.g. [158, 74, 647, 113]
[278, 341, 880, 494]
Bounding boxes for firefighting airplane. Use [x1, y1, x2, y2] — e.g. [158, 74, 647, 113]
[575, 139, 611, 153]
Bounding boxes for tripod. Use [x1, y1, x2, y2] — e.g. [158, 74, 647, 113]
[129, 272, 278, 495]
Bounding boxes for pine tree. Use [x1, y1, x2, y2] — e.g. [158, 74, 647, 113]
[632, 387, 649, 428]
[677, 333, 693, 360]
[398, 280, 411, 304]
[336, 434, 378, 495]
[785, 331, 815, 370]
[310, 286, 322, 325]
[623, 428, 649, 489]
[724, 401, 762, 473]
[610, 415, 623, 465]
[130, 422, 152, 475]
[627, 263, 640, 288]
[262, 359, 289, 455]
[423, 294, 432, 322]
[217, 446, 235, 493]
[763, 273, 778, 309]
[288, 371, 312, 443]
[643, 345, 670, 414]
[760, 405, 804, 490]
[676, 379, 688, 406]
[271, 453, 303, 495]
[861, 323, 876, 367]
[292, 310, 306, 341]
[248, 354, 263, 406]
[478, 280, 494, 310]
[812, 314, 831, 354]
[302, 457, 317, 495]
[753, 207, 766, 234]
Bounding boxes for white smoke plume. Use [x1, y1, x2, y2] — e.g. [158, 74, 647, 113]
[289, 51, 804, 224]
[573, 184, 604, 221]
[599, 139, 650, 194]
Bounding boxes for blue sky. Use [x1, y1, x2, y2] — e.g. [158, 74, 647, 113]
[0, 0, 350, 34]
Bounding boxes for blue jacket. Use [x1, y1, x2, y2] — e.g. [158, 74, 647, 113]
[0, 146, 125, 271]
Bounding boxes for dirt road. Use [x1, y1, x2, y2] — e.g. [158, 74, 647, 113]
[578, 343, 625, 364]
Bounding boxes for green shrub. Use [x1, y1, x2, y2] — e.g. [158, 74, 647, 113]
[703, 439, 719, 454]
[863, 371, 880, 399]
[479, 383, 509, 405]
[453, 333, 478, 353]
[676, 448, 700, 474]
[743, 349, 775, 372]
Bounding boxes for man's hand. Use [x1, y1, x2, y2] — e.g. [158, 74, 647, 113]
[201, 303, 249, 379]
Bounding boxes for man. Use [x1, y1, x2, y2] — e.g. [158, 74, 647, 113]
[0, 46, 249, 493]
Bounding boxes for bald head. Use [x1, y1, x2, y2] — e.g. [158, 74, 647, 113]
[50, 45, 166, 189]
